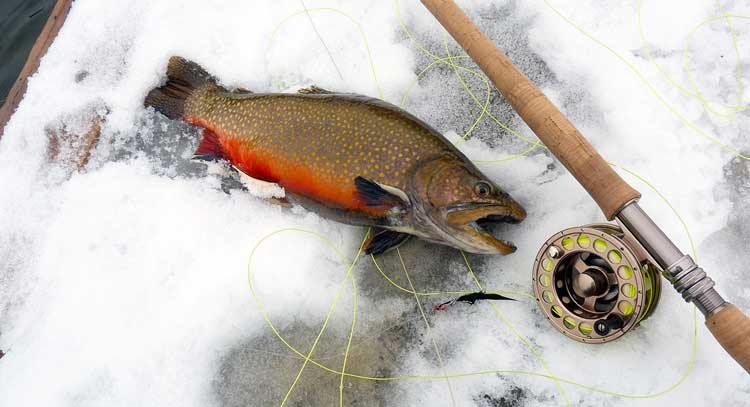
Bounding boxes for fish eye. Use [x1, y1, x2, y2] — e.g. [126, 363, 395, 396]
[474, 181, 492, 197]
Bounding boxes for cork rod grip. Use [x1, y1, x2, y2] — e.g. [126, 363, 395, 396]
[706, 304, 750, 373]
[420, 0, 641, 220]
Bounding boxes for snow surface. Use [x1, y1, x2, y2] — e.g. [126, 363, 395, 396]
[1, 0, 749, 406]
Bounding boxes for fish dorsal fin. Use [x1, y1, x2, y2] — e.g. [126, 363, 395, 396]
[354, 177, 409, 209]
[297, 85, 333, 95]
[363, 229, 411, 255]
[231, 87, 253, 94]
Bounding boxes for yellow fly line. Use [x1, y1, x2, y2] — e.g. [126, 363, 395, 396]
[638, 0, 749, 118]
[246, 162, 699, 406]
[249, 0, 748, 404]
[544, 0, 750, 160]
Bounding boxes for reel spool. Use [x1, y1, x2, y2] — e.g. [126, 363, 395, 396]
[532, 224, 662, 343]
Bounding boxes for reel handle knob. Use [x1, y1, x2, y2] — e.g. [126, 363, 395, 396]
[706, 304, 750, 373]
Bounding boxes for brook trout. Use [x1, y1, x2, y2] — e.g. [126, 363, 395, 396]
[145, 57, 526, 254]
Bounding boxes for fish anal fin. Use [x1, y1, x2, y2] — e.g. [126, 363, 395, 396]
[354, 177, 409, 209]
[364, 229, 411, 255]
[192, 128, 226, 161]
[298, 85, 333, 95]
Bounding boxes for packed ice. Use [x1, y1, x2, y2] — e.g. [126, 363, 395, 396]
[0, 0, 748, 406]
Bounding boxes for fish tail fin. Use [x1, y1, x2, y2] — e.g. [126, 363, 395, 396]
[144, 56, 219, 119]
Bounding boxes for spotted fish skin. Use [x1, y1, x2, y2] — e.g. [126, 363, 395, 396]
[188, 93, 455, 212]
[145, 57, 526, 255]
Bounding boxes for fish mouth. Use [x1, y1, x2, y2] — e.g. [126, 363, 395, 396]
[444, 203, 526, 255]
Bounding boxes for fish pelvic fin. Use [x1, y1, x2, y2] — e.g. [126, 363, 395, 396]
[144, 56, 220, 119]
[363, 229, 411, 255]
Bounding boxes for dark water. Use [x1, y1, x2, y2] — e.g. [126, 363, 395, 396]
[0, 0, 57, 105]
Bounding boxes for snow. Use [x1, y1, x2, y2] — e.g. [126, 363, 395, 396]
[1, 0, 749, 406]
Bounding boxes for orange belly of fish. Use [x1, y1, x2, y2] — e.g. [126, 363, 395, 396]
[190, 119, 381, 215]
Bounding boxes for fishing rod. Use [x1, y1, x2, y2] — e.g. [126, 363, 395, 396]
[421, 0, 749, 372]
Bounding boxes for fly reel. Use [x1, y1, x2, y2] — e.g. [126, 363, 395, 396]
[532, 224, 662, 343]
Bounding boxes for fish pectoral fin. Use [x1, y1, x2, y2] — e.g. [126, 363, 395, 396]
[364, 229, 411, 255]
[192, 128, 226, 161]
[354, 177, 409, 209]
[297, 85, 334, 95]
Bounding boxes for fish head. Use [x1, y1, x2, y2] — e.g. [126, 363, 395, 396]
[410, 156, 526, 254]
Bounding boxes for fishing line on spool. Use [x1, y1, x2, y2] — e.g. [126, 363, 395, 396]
[246, 0, 749, 404]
